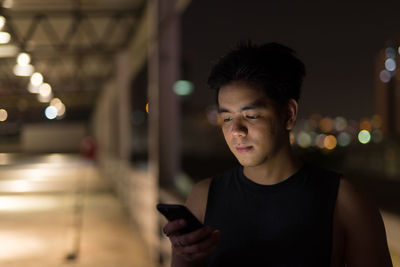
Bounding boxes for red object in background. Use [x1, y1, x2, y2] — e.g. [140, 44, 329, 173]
[80, 136, 97, 159]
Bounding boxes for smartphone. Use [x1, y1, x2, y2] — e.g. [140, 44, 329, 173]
[157, 203, 204, 234]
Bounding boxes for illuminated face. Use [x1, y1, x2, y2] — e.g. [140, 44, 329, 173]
[218, 81, 290, 168]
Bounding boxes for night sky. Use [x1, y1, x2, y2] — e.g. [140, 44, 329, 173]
[182, 0, 400, 121]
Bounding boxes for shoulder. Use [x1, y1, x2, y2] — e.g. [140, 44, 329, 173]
[336, 178, 378, 225]
[335, 177, 392, 266]
[185, 178, 212, 224]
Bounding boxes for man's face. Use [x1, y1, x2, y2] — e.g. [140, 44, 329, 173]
[218, 81, 289, 168]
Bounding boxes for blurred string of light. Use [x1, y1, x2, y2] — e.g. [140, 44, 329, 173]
[287, 113, 384, 150]
[203, 108, 385, 150]
[0, 12, 67, 121]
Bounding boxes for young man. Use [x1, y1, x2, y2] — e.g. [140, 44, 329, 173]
[163, 43, 393, 266]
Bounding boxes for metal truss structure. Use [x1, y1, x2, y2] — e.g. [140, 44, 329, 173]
[0, 0, 146, 122]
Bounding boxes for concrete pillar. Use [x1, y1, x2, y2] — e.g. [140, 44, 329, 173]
[148, 0, 181, 187]
[117, 50, 132, 161]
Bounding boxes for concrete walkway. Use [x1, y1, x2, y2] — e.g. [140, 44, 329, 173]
[1, 153, 399, 266]
[0, 153, 156, 267]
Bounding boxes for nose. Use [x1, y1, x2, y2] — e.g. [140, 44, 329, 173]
[231, 119, 247, 137]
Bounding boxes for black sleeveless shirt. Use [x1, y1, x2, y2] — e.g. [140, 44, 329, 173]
[204, 164, 341, 266]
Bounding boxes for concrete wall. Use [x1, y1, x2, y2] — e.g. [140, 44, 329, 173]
[21, 123, 87, 153]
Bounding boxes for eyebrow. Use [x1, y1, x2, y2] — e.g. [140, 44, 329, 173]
[218, 102, 265, 114]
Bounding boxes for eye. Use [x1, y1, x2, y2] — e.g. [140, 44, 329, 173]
[245, 115, 260, 120]
[223, 117, 233, 122]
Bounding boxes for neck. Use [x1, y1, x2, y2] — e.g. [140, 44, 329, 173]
[243, 145, 303, 185]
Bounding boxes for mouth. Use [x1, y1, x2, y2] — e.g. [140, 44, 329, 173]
[236, 146, 253, 153]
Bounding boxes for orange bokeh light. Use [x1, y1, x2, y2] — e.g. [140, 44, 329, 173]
[324, 135, 337, 150]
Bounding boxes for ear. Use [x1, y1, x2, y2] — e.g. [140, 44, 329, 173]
[285, 99, 298, 131]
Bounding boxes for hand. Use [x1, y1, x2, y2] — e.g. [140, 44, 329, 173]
[163, 219, 221, 262]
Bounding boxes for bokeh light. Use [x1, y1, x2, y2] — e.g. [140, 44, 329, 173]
[49, 98, 65, 117]
[0, 31, 10, 44]
[39, 83, 52, 97]
[45, 106, 57, 120]
[297, 131, 312, 148]
[386, 47, 396, 58]
[0, 109, 8, 121]
[27, 83, 40, 93]
[173, 80, 194, 96]
[337, 132, 351, 147]
[324, 135, 337, 150]
[379, 70, 391, 83]
[30, 72, 43, 87]
[385, 58, 396, 71]
[359, 118, 372, 131]
[50, 98, 61, 107]
[334, 116, 347, 132]
[319, 117, 333, 133]
[17, 52, 31, 66]
[56, 103, 65, 117]
[0, 16, 5, 30]
[308, 114, 321, 130]
[371, 115, 382, 129]
[13, 64, 34, 76]
[358, 130, 371, 144]
[316, 134, 327, 149]
[38, 93, 53, 103]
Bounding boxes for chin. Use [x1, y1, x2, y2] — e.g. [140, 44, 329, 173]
[237, 158, 259, 167]
[235, 154, 269, 168]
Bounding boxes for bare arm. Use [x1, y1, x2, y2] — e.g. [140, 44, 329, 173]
[337, 178, 393, 267]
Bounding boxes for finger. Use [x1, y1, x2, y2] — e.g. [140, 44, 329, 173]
[175, 230, 221, 261]
[176, 226, 213, 245]
[170, 235, 184, 248]
[181, 229, 221, 255]
[163, 219, 186, 236]
[180, 240, 219, 262]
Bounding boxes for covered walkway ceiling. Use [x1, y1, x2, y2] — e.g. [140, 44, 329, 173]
[0, 0, 146, 122]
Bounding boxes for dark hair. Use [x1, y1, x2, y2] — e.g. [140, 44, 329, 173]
[207, 42, 306, 107]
